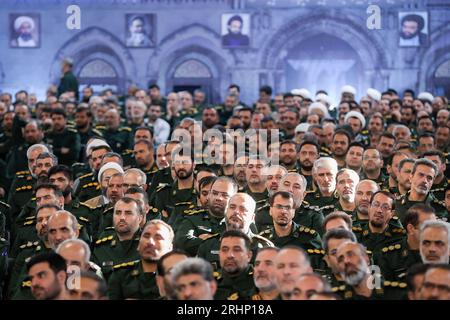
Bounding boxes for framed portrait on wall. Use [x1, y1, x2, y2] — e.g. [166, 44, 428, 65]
[398, 11, 429, 47]
[221, 13, 251, 48]
[10, 13, 40, 48]
[125, 14, 156, 48]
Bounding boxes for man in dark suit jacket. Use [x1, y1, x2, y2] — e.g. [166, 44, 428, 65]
[58, 58, 79, 100]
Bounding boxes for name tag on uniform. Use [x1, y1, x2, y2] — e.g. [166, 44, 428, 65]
[211, 250, 219, 255]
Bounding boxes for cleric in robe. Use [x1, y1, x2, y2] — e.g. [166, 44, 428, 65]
[399, 12, 428, 47]
[222, 14, 250, 48]
[10, 14, 39, 48]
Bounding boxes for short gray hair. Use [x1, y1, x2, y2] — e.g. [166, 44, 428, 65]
[313, 157, 338, 174]
[124, 168, 147, 185]
[56, 238, 91, 262]
[48, 210, 79, 234]
[171, 257, 215, 284]
[27, 144, 49, 158]
[420, 220, 450, 244]
[281, 172, 307, 193]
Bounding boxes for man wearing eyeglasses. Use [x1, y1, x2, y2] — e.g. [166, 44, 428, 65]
[259, 191, 322, 250]
[354, 190, 406, 253]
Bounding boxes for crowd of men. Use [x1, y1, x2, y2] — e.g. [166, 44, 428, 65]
[0, 72, 450, 300]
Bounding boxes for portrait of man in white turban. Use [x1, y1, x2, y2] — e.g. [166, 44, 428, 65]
[10, 14, 40, 48]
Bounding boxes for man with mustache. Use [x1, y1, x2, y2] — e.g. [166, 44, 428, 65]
[107, 220, 174, 299]
[423, 150, 448, 203]
[304, 157, 339, 217]
[279, 140, 299, 172]
[385, 152, 410, 195]
[395, 158, 415, 197]
[375, 204, 436, 281]
[233, 155, 248, 191]
[27, 252, 70, 300]
[256, 165, 288, 231]
[419, 220, 450, 265]
[274, 246, 312, 300]
[93, 197, 143, 280]
[156, 250, 189, 300]
[132, 139, 158, 191]
[8, 204, 59, 299]
[214, 230, 256, 300]
[96, 172, 125, 236]
[395, 158, 447, 225]
[298, 141, 320, 192]
[336, 242, 407, 300]
[420, 264, 450, 300]
[352, 180, 380, 227]
[197, 193, 273, 270]
[354, 191, 406, 253]
[345, 142, 365, 175]
[250, 247, 280, 300]
[172, 257, 217, 300]
[259, 191, 322, 250]
[47, 211, 80, 250]
[335, 169, 360, 215]
[361, 148, 387, 189]
[289, 273, 331, 300]
[175, 177, 237, 256]
[244, 157, 269, 210]
[322, 228, 357, 289]
[330, 129, 351, 168]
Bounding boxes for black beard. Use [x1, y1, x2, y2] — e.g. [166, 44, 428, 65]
[369, 220, 384, 229]
[401, 31, 418, 39]
[300, 163, 313, 171]
[62, 186, 72, 197]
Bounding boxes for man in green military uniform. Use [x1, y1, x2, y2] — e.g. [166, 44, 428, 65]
[360, 148, 389, 190]
[0, 200, 10, 239]
[214, 230, 256, 300]
[8, 204, 58, 299]
[99, 109, 132, 154]
[334, 242, 407, 300]
[92, 197, 143, 280]
[57, 58, 79, 100]
[374, 204, 436, 281]
[334, 169, 360, 216]
[74, 140, 112, 202]
[395, 158, 447, 224]
[108, 220, 173, 299]
[297, 141, 320, 191]
[259, 191, 322, 250]
[244, 157, 269, 210]
[352, 180, 380, 227]
[133, 138, 159, 189]
[423, 150, 449, 202]
[175, 177, 237, 256]
[198, 193, 273, 270]
[353, 191, 406, 254]
[74, 106, 103, 164]
[45, 108, 81, 166]
[279, 140, 301, 173]
[304, 157, 339, 217]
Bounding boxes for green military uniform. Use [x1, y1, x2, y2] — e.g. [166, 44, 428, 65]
[9, 240, 52, 300]
[395, 191, 448, 225]
[333, 279, 408, 300]
[244, 187, 268, 211]
[259, 222, 322, 250]
[107, 260, 160, 300]
[355, 130, 371, 147]
[373, 238, 422, 281]
[173, 107, 200, 125]
[141, 163, 159, 191]
[254, 200, 272, 232]
[77, 126, 103, 151]
[148, 167, 173, 204]
[430, 178, 450, 202]
[74, 172, 101, 202]
[197, 231, 274, 271]
[214, 266, 256, 300]
[92, 231, 140, 280]
[96, 205, 115, 238]
[0, 237, 7, 300]
[175, 208, 226, 256]
[45, 127, 81, 166]
[71, 162, 91, 180]
[304, 188, 339, 217]
[0, 201, 9, 239]
[353, 221, 406, 254]
[58, 70, 79, 99]
[319, 146, 331, 157]
[294, 202, 325, 236]
[121, 149, 134, 170]
[7, 171, 35, 227]
[100, 127, 133, 154]
[360, 170, 389, 190]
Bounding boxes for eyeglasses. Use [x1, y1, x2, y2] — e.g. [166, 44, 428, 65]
[274, 204, 293, 211]
[370, 202, 391, 212]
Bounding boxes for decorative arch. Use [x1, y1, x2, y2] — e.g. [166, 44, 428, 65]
[418, 22, 450, 94]
[258, 11, 390, 93]
[49, 27, 137, 92]
[147, 23, 236, 100]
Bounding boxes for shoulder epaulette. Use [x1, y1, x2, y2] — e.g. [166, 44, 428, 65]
[82, 182, 99, 189]
[22, 280, 31, 288]
[156, 183, 170, 192]
[19, 241, 39, 250]
[392, 228, 406, 234]
[175, 201, 193, 207]
[23, 219, 35, 226]
[227, 292, 239, 300]
[298, 225, 317, 235]
[307, 248, 325, 255]
[15, 170, 30, 176]
[201, 233, 220, 241]
[332, 285, 346, 293]
[92, 129, 103, 136]
[67, 128, 78, 133]
[95, 235, 114, 245]
[383, 281, 407, 288]
[0, 201, 10, 208]
[213, 271, 221, 280]
[79, 201, 96, 210]
[79, 172, 94, 180]
[112, 260, 139, 270]
[259, 229, 272, 236]
[79, 216, 89, 223]
[185, 209, 207, 216]
[381, 243, 402, 253]
[119, 127, 132, 132]
[95, 125, 106, 130]
[257, 203, 269, 212]
[352, 226, 363, 233]
[16, 185, 33, 192]
[122, 149, 133, 155]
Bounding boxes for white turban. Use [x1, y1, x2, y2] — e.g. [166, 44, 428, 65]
[315, 93, 332, 106]
[295, 123, 310, 133]
[309, 102, 330, 118]
[86, 139, 110, 157]
[344, 111, 366, 128]
[417, 92, 434, 104]
[14, 16, 35, 32]
[98, 162, 124, 183]
[366, 88, 381, 102]
[341, 85, 357, 96]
